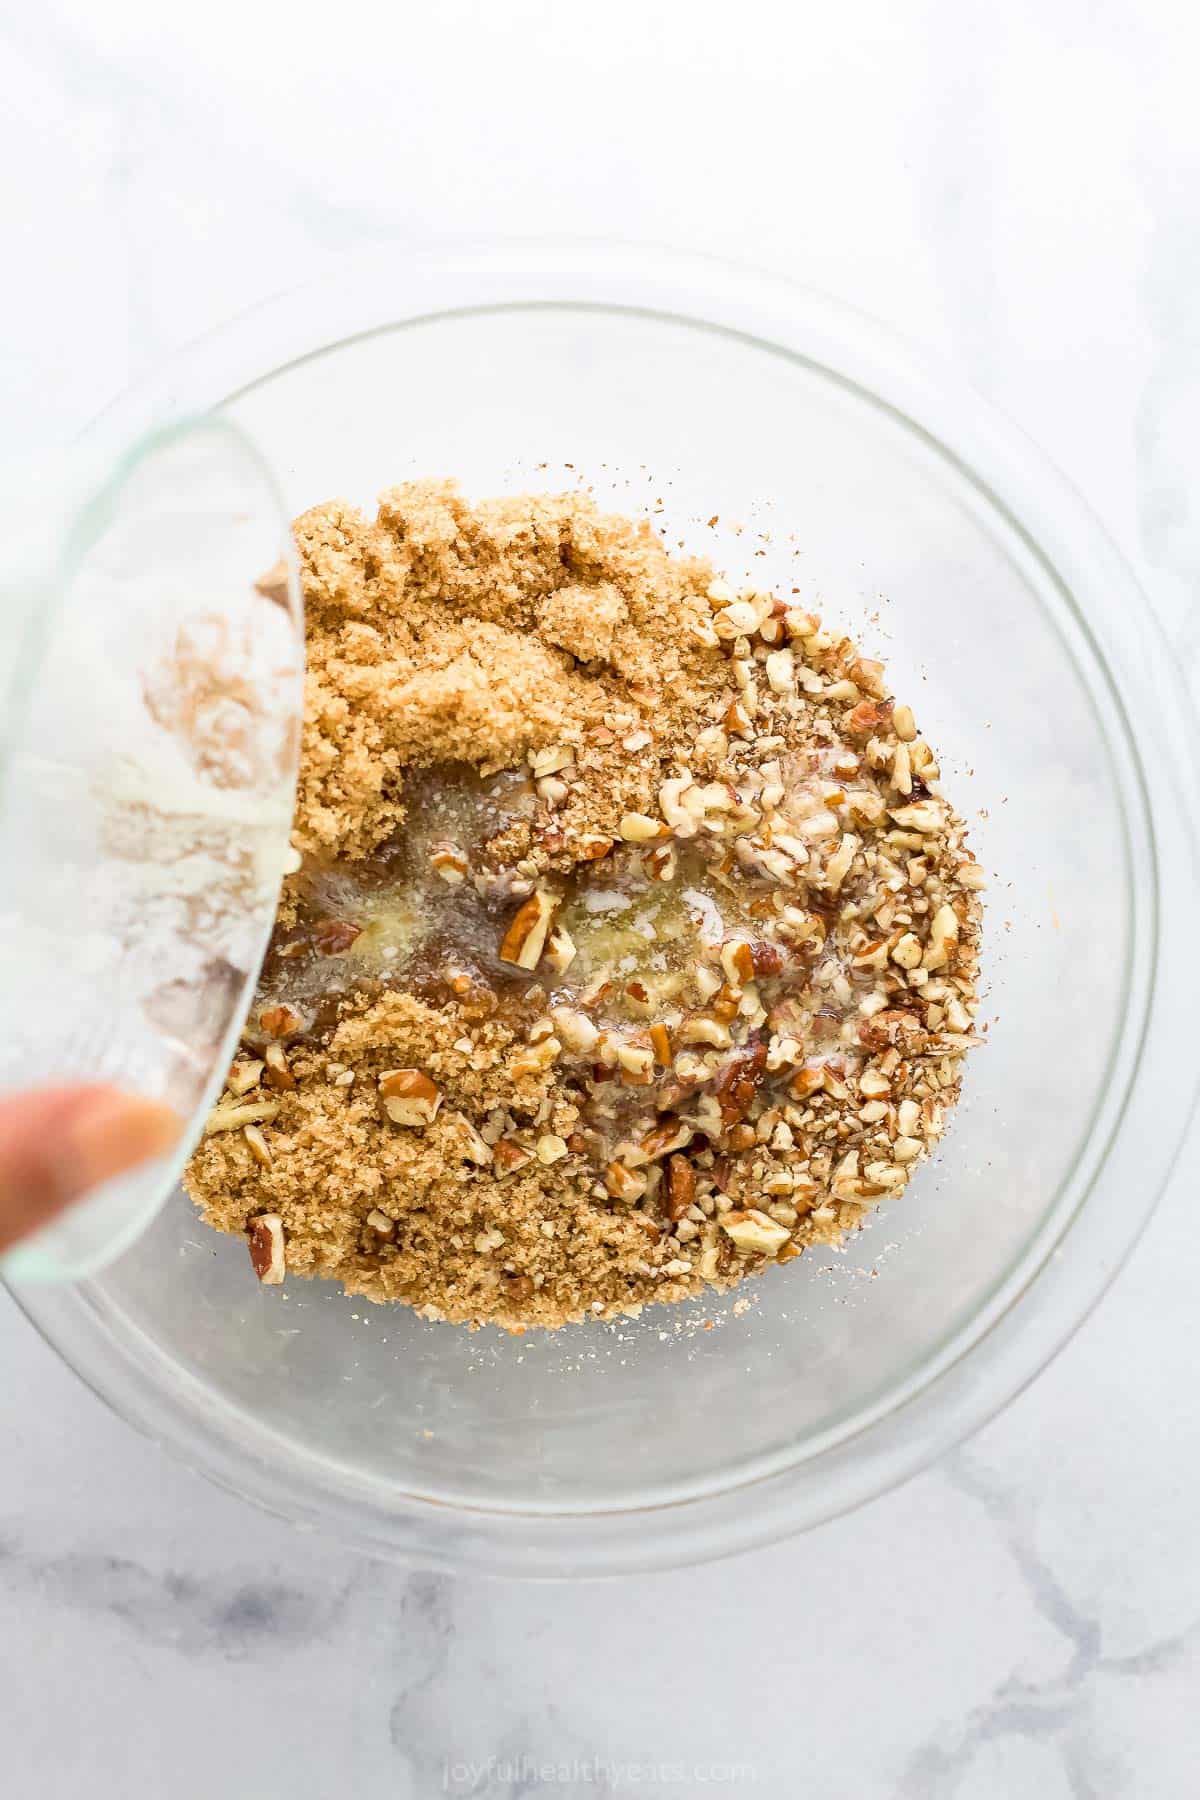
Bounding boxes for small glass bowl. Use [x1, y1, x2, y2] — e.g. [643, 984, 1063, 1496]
[13, 245, 1200, 1576]
[0, 419, 302, 1281]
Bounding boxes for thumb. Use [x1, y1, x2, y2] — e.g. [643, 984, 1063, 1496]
[0, 1086, 182, 1256]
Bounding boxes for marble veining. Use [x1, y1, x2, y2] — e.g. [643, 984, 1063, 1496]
[1, 1535, 359, 1659]
[903, 1454, 1200, 1799]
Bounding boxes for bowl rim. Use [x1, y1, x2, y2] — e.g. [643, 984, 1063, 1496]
[12, 241, 1200, 1577]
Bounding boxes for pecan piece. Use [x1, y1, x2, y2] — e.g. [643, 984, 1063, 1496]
[605, 1161, 647, 1201]
[225, 1059, 264, 1097]
[666, 1155, 696, 1221]
[259, 1003, 303, 1040]
[710, 1155, 733, 1194]
[573, 834, 614, 862]
[247, 1214, 286, 1284]
[263, 1042, 296, 1092]
[750, 940, 785, 978]
[205, 1098, 281, 1135]
[312, 918, 362, 954]
[379, 1069, 443, 1127]
[844, 700, 889, 741]
[492, 1139, 533, 1178]
[619, 813, 671, 843]
[858, 1008, 925, 1053]
[640, 1117, 693, 1160]
[243, 1125, 272, 1166]
[430, 843, 470, 884]
[719, 1209, 791, 1256]
[719, 939, 756, 990]
[544, 927, 578, 976]
[499, 889, 559, 970]
[713, 1039, 768, 1128]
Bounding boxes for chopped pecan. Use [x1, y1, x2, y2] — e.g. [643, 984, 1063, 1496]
[605, 1161, 647, 1202]
[713, 1039, 767, 1128]
[263, 1042, 297, 1091]
[666, 1155, 696, 1220]
[720, 939, 756, 989]
[619, 813, 671, 843]
[645, 842, 677, 883]
[243, 1125, 272, 1166]
[789, 1065, 826, 1100]
[573, 834, 614, 862]
[499, 889, 560, 970]
[205, 1098, 281, 1136]
[379, 1069, 443, 1127]
[247, 1214, 285, 1284]
[858, 1009, 925, 1053]
[640, 1117, 693, 1160]
[617, 1041, 656, 1084]
[750, 940, 785, 978]
[710, 1156, 733, 1194]
[430, 843, 470, 884]
[720, 1209, 791, 1255]
[844, 700, 889, 740]
[493, 1139, 533, 1178]
[544, 927, 578, 975]
[311, 918, 361, 954]
[259, 1004, 303, 1040]
[225, 1059, 264, 1097]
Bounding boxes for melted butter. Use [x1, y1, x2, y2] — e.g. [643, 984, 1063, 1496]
[255, 765, 759, 1040]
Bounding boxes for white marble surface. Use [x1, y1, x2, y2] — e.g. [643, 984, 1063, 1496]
[5, 2, 1200, 1793]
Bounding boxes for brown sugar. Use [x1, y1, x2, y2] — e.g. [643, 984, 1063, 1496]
[184, 481, 983, 1329]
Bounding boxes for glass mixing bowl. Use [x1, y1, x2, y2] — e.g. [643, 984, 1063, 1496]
[12, 246, 1200, 1576]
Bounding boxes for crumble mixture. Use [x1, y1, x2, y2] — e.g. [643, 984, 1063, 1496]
[184, 481, 984, 1329]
